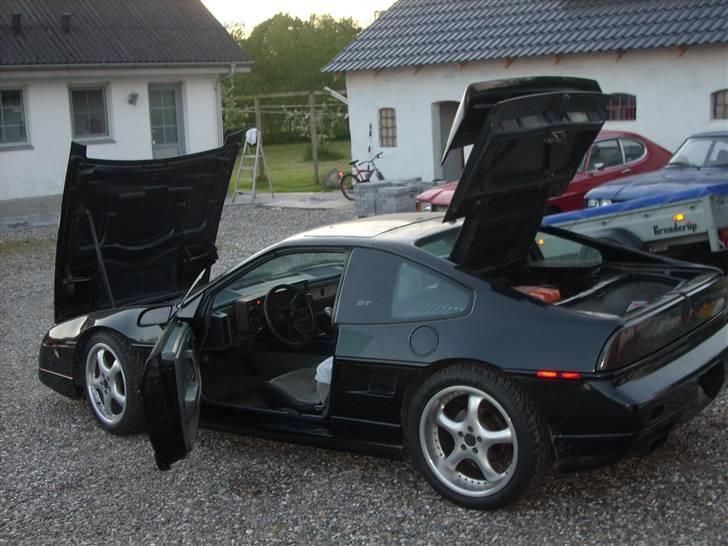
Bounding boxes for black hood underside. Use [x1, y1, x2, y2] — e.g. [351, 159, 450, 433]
[443, 77, 609, 273]
[54, 133, 242, 322]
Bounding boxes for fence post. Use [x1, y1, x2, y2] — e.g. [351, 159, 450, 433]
[308, 92, 319, 184]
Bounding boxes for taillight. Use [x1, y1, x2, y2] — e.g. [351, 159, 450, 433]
[536, 370, 582, 380]
[719, 227, 728, 247]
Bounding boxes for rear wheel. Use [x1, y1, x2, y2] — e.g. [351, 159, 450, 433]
[339, 173, 357, 201]
[82, 331, 145, 435]
[407, 363, 551, 509]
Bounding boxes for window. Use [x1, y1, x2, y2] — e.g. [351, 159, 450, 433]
[532, 232, 602, 268]
[337, 248, 471, 324]
[70, 87, 109, 138]
[378, 107, 397, 147]
[607, 93, 636, 121]
[587, 139, 623, 171]
[620, 138, 646, 163]
[0, 89, 27, 145]
[225, 251, 348, 295]
[712, 89, 728, 119]
[669, 136, 728, 168]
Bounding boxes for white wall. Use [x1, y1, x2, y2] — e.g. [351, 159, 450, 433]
[345, 44, 728, 182]
[0, 68, 226, 201]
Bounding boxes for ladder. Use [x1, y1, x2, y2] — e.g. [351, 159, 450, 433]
[231, 129, 274, 202]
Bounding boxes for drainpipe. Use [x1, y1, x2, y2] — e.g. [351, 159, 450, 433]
[215, 63, 236, 146]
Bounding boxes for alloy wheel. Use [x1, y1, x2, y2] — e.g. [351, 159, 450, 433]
[85, 342, 127, 426]
[419, 385, 518, 497]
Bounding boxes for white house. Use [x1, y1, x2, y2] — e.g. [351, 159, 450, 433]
[0, 0, 249, 205]
[324, 0, 728, 182]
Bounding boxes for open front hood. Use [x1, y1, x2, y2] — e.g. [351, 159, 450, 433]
[54, 133, 242, 322]
[443, 77, 609, 272]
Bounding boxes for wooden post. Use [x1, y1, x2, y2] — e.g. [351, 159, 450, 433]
[308, 92, 319, 184]
[254, 97, 262, 181]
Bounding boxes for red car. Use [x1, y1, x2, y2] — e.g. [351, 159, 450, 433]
[416, 130, 672, 213]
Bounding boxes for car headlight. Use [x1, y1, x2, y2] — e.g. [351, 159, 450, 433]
[420, 202, 433, 212]
[586, 198, 612, 208]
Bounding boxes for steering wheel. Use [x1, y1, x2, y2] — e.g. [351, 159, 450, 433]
[263, 284, 316, 347]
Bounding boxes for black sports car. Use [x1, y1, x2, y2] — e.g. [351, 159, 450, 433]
[39, 77, 728, 509]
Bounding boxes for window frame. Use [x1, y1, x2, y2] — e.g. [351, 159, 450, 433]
[378, 107, 397, 148]
[618, 137, 648, 165]
[336, 247, 474, 325]
[585, 138, 625, 172]
[711, 89, 728, 120]
[0, 86, 30, 149]
[606, 93, 637, 121]
[68, 84, 112, 142]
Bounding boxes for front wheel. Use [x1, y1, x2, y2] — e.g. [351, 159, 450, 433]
[82, 331, 145, 435]
[339, 173, 358, 201]
[407, 363, 551, 509]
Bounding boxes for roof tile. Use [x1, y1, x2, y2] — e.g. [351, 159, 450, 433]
[323, 0, 728, 72]
[1, 0, 248, 67]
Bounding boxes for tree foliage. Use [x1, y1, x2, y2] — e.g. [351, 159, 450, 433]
[229, 13, 360, 95]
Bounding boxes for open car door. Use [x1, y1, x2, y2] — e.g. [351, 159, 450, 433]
[141, 319, 201, 470]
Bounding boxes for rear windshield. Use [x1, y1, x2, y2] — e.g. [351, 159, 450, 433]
[416, 228, 602, 267]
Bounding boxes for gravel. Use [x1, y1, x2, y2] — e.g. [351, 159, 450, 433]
[1, 204, 727, 545]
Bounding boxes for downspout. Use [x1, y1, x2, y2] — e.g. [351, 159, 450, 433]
[215, 63, 236, 146]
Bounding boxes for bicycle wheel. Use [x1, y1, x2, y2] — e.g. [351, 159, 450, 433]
[339, 173, 358, 201]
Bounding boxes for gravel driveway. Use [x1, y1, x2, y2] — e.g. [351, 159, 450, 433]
[1, 204, 726, 545]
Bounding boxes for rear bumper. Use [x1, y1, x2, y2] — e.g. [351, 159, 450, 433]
[521, 322, 728, 471]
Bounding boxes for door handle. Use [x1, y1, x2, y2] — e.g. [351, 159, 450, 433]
[621, 168, 632, 174]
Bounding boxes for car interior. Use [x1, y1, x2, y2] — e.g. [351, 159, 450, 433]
[198, 250, 349, 418]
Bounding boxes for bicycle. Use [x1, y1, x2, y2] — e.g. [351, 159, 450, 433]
[338, 152, 385, 200]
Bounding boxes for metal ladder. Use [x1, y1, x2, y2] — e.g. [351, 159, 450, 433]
[231, 131, 274, 202]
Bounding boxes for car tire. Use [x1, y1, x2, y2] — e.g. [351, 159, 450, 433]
[82, 331, 145, 435]
[407, 362, 551, 509]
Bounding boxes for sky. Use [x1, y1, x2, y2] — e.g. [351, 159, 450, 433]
[201, 0, 396, 30]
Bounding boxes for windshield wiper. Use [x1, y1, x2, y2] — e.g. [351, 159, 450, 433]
[667, 161, 699, 169]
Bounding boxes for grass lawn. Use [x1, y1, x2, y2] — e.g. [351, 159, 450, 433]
[228, 140, 351, 194]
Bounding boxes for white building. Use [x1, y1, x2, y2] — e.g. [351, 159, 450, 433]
[324, 0, 728, 182]
[0, 0, 249, 205]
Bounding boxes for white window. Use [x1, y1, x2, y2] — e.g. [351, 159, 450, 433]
[378, 107, 397, 147]
[607, 93, 636, 121]
[70, 87, 109, 139]
[0, 88, 28, 146]
[712, 89, 728, 119]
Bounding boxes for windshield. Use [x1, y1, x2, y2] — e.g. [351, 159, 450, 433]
[668, 136, 728, 168]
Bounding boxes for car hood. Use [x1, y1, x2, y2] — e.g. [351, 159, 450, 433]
[417, 181, 457, 206]
[442, 77, 609, 272]
[54, 133, 242, 322]
[585, 166, 728, 202]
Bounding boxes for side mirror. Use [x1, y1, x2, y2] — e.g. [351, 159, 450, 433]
[138, 305, 174, 327]
[594, 162, 606, 171]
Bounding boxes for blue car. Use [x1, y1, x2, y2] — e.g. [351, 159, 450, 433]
[585, 131, 728, 207]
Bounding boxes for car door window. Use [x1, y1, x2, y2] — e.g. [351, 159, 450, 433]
[620, 138, 646, 163]
[337, 248, 471, 324]
[586, 139, 623, 171]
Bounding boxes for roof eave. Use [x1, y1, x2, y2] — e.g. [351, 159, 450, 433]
[0, 61, 253, 72]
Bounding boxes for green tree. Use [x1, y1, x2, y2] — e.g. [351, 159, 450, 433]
[229, 13, 360, 95]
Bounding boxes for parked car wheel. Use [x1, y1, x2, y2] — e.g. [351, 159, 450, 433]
[83, 331, 145, 434]
[407, 363, 551, 509]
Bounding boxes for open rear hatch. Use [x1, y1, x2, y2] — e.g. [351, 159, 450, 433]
[54, 133, 242, 322]
[442, 77, 609, 273]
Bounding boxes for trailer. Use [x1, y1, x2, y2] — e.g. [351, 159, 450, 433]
[544, 184, 728, 270]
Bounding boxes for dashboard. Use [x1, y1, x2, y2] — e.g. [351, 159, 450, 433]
[204, 273, 340, 350]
